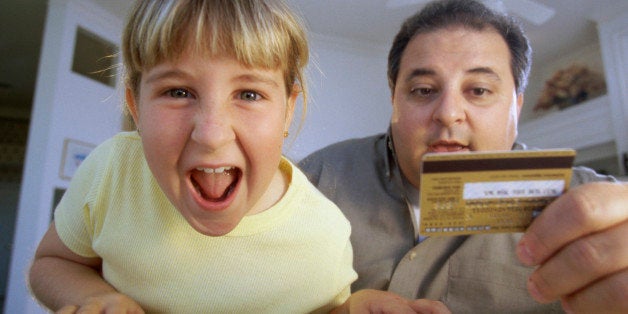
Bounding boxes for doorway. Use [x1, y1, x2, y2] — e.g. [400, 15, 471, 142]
[0, 0, 47, 310]
[3, 0, 125, 312]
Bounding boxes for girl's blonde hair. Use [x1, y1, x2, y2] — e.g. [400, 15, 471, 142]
[122, 0, 308, 104]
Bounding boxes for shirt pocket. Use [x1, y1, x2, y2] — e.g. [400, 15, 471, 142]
[444, 257, 563, 313]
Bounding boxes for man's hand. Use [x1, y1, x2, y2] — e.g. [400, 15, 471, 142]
[331, 289, 451, 314]
[517, 182, 628, 313]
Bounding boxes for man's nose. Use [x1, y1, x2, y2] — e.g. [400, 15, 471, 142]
[432, 90, 466, 126]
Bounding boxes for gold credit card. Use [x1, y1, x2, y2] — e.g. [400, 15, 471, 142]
[419, 149, 575, 236]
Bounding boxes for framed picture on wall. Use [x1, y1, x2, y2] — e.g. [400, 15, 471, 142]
[59, 138, 95, 180]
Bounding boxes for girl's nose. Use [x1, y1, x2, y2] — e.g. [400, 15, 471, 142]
[190, 101, 234, 150]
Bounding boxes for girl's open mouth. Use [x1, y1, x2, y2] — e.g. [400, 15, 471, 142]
[191, 166, 241, 203]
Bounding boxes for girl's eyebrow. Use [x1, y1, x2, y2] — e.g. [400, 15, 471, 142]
[143, 69, 281, 88]
[233, 73, 281, 88]
[144, 69, 191, 84]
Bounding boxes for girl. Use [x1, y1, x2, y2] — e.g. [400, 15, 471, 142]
[29, 1, 356, 313]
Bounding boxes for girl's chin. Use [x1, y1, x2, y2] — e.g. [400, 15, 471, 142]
[186, 215, 243, 236]
[180, 172, 247, 236]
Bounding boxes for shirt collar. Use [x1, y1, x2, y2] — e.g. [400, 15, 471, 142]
[384, 127, 397, 181]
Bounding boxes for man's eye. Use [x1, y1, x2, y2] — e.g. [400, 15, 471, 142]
[412, 88, 434, 96]
[471, 88, 488, 96]
[168, 88, 191, 98]
[239, 91, 261, 101]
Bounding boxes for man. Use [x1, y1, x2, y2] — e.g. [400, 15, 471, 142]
[299, 0, 628, 312]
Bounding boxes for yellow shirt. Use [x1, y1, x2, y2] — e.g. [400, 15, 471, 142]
[55, 132, 356, 313]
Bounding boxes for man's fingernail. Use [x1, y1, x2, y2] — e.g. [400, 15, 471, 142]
[527, 277, 545, 302]
[517, 241, 534, 265]
[561, 299, 574, 314]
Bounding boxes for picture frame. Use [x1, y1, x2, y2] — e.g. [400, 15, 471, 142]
[59, 138, 95, 180]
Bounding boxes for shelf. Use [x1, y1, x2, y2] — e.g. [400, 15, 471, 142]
[518, 95, 614, 151]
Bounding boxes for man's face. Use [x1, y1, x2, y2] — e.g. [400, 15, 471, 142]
[391, 26, 523, 189]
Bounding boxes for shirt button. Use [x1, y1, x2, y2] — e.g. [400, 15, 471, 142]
[409, 251, 416, 260]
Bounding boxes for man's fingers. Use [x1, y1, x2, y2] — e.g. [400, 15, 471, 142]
[561, 268, 628, 314]
[526, 220, 628, 302]
[517, 182, 628, 266]
[410, 299, 452, 314]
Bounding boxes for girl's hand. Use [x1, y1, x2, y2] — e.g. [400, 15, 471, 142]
[55, 292, 145, 314]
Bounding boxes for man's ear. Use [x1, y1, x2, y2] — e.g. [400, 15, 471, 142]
[125, 87, 140, 128]
[516, 93, 524, 118]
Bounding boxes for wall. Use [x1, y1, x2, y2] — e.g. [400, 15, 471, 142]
[285, 33, 391, 161]
[518, 11, 628, 178]
[521, 41, 606, 123]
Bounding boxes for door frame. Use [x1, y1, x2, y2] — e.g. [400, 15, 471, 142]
[4, 0, 123, 312]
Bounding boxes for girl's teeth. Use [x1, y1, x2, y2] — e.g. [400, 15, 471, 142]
[196, 166, 233, 174]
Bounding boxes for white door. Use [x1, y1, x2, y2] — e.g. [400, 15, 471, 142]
[4, 0, 124, 312]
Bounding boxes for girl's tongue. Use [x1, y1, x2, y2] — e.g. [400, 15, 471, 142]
[191, 167, 239, 201]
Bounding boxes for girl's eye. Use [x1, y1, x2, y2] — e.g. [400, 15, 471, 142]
[239, 91, 261, 101]
[168, 88, 191, 98]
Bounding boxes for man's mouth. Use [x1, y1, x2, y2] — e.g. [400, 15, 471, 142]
[428, 141, 468, 153]
[191, 166, 241, 202]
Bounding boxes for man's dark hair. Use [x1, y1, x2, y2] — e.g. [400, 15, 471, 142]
[387, 0, 532, 94]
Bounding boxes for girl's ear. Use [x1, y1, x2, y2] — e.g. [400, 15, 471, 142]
[125, 87, 140, 128]
[284, 84, 299, 133]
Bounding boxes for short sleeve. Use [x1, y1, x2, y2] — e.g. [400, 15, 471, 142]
[54, 141, 109, 258]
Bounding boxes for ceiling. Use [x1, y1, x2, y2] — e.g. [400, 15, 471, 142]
[2, 0, 628, 118]
[288, 0, 628, 64]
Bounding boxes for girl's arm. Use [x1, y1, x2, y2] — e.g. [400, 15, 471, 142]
[29, 222, 144, 313]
